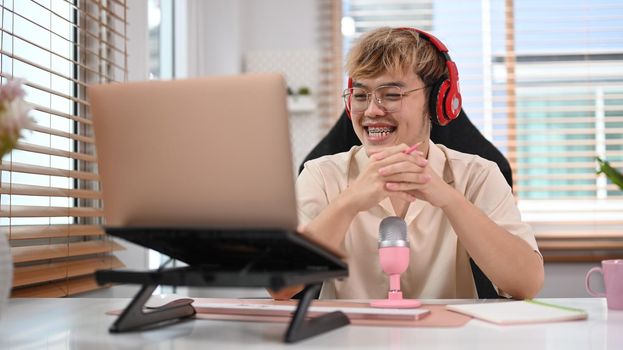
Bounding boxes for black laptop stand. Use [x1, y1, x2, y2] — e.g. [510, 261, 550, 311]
[95, 227, 350, 343]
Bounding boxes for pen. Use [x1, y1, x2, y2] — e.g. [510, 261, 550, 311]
[403, 143, 421, 155]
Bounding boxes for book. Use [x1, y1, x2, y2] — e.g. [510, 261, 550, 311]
[446, 299, 588, 325]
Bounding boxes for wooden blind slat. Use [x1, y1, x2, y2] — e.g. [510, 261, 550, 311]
[81, 11, 127, 44]
[85, 0, 126, 23]
[536, 231, 623, 239]
[0, 6, 72, 43]
[0, 224, 104, 240]
[515, 184, 620, 192]
[24, 78, 90, 106]
[27, 123, 95, 145]
[512, 161, 623, 169]
[515, 174, 602, 181]
[493, 129, 623, 137]
[13, 142, 97, 163]
[89, 0, 128, 11]
[461, 94, 623, 104]
[0, 55, 88, 102]
[12, 256, 124, 288]
[537, 240, 623, 251]
[11, 275, 108, 297]
[76, 29, 127, 59]
[31, 103, 93, 125]
[1, 162, 100, 181]
[1, 183, 102, 199]
[25, 0, 129, 61]
[509, 150, 623, 159]
[0, 30, 87, 89]
[0, 205, 104, 218]
[1, 5, 127, 56]
[445, 106, 623, 115]
[502, 139, 623, 148]
[491, 117, 623, 126]
[0, 34, 119, 84]
[11, 240, 124, 264]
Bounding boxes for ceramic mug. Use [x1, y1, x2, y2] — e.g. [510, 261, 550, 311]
[585, 259, 623, 310]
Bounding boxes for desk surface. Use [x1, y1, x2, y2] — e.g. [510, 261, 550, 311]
[0, 298, 622, 349]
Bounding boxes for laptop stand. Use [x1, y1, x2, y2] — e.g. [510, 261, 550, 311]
[285, 284, 349, 343]
[96, 269, 349, 343]
[95, 227, 350, 343]
[107, 283, 196, 332]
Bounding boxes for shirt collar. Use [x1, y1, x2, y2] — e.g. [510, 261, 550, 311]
[428, 140, 454, 185]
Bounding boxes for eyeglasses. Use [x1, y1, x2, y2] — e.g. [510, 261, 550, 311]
[342, 85, 429, 115]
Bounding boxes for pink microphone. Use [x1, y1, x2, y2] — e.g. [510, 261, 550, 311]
[370, 216, 422, 308]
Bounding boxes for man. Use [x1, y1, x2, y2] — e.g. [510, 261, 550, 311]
[274, 27, 543, 300]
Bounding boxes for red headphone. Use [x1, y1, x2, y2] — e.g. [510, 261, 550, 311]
[346, 28, 462, 126]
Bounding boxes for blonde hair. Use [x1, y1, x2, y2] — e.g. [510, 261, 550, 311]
[345, 27, 447, 88]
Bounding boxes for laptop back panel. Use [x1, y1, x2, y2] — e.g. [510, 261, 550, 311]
[88, 73, 298, 231]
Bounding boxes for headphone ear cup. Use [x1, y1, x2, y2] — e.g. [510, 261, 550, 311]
[429, 79, 450, 126]
[444, 85, 462, 122]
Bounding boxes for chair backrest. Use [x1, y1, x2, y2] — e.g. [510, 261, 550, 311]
[299, 109, 508, 299]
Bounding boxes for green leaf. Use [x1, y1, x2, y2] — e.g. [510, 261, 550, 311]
[596, 157, 623, 191]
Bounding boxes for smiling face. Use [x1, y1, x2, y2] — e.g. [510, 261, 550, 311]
[350, 70, 431, 157]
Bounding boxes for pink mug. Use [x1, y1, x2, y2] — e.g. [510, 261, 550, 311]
[585, 259, 623, 310]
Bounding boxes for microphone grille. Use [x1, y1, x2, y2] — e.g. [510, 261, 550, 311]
[379, 216, 408, 247]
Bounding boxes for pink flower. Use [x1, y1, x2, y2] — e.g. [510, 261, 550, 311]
[0, 79, 26, 101]
[0, 79, 32, 157]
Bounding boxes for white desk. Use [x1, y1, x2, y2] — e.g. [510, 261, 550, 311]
[0, 298, 621, 349]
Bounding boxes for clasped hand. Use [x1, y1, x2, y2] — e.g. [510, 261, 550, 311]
[344, 143, 454, 212]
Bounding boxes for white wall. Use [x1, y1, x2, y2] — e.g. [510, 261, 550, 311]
[239, 0, 320, 52]
[176, 0, 321, 77]
[539, 262, 603, 298]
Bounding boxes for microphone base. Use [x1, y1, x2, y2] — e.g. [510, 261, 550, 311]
[370, 299, 422, 308]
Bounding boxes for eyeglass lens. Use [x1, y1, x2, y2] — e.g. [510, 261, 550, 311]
[345, 86, 404, 113]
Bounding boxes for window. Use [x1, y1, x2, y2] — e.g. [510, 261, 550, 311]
[148, 0, 172, 80]
[1, 0, 128, 297]
[340, 0, 623, 251]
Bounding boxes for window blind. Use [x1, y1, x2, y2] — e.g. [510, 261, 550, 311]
[0, 0, 127, 297]
[340, 0, 623, 236]
[318, 0, 343, 125]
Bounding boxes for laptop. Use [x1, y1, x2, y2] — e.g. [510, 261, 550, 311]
[88, 73, 346, 290]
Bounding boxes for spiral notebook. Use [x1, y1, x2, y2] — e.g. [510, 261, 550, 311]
[446, 299, 588, 325]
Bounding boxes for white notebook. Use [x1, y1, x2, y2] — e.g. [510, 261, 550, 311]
[446, 300, 588, 325]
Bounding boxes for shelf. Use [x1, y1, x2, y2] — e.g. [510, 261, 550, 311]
[287, 96, 316, 114]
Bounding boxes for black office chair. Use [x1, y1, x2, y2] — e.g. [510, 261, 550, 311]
[298, 109, 509, 299]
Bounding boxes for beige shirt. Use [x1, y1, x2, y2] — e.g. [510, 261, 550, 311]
[296, 141, 539, 299]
